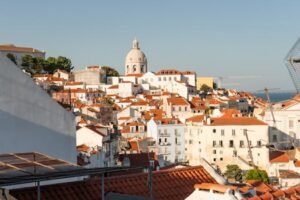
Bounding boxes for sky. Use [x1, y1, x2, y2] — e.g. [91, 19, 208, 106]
[1, 0, 300, 92]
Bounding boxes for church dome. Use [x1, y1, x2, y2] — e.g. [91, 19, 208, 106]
[125, 48, 147, 64]
[125, 39, 148, 75]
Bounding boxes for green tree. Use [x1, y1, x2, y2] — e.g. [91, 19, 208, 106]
[102, 66, 119, 77]
[44, 57, 58, 74]
[56, 56, 73, 72]
[213, 82, 218, 90]
[200, 84, 212, 93]
[224, 164, 243, 182]
[21, 55, 74, 74]
[6, 53, 17, 65]
[244, 169, 269, 183]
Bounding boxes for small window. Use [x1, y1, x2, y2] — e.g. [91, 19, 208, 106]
[229, 140, 234, 148]
[240, 140, 244, 148]
[213, 141, 216, 147]
[257, 141, 262, 147]
[213, 158, 216, 162]
[220, 157, 223, 161]
[213, 129, 216, 133]
[219, 140, 223, 147]
[221, 129, 224, 136]
[213, 150, 217, 154]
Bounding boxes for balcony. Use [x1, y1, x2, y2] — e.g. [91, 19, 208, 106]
[159, 142, 171, 146]
[159, 151, 171, 155]
[159, 133, 171, 137]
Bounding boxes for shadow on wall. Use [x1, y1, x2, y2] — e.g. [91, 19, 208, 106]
[0, 109, 76, 163]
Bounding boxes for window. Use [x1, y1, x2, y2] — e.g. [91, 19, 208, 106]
[185, 107, 187, 111]
[229, 140, 234, 148]
[213, 140, 216, 147]
[220, 158, 223, 161]
[163, 77, 166, 81]
[179, 107, 181, 111]
[158, 77, 161, 81]
[213, 158, 216, 162]
[199, 148, 201, 152]
[189, 140, 193, 144]
[165, 138, 167, 143]
[289, 120, 294, 129]
[159, 138, 161, 144]
[240, 140, 244, 148]
[232, 129, 235, 136]
[169, 77, 171, 81]
[213, 150, 217, 154]
[213, 129, 216, 133]
[233, 150, 237, 157]
[219, 140, 223, 147]
[221, 129, 224, 136]
[257, 140, 261, 147]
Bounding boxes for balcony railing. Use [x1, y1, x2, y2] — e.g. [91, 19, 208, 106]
[159, 133, 171, 137]
[159, 142, 171, 146]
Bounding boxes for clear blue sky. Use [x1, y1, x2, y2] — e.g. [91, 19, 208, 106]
[1, 0, 300, 91]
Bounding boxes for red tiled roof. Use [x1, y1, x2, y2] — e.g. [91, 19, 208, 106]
[186, 115, 204, 123]
[65, 81, 84, 86]
[108, 84, 119, 89]
[10, 165, 217, 200]
[209, 117, 267, 126]
[156, 69, 182, 75]
[126, 73, 143, 77]
[167, 97, 190, 106]
[269, 151, 290, 163]
[0, 44, 44, 53]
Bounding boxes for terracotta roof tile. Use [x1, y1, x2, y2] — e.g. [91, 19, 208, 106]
[0, 44, 43, 53]
[209, 117, 267, 126]
[269, 151, 290, 163]
[10, 165, 217, 200]
[186, 115, 204, 123]
[167, 97, 190, 106]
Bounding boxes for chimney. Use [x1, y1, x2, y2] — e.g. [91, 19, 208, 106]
[206, 116, 211, 125]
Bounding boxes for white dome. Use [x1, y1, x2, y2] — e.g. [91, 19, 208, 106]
[125, 48, 147, 64]
[125, 39, 148, 75]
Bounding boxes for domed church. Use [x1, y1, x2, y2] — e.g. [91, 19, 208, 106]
[125, 39, 147, 75]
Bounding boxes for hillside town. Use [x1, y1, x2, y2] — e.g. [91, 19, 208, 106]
[1, 39, 300, 200]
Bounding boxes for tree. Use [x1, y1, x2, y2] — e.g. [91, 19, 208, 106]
[102, 66, 119, 77]
[6, 53, 17, 65]
[56, 56, 73, 72]
[21, 55, 74, 74]
[244, 169, 269, 183]
[200, 84, 212, 93]
[213, 82, 218, 90]
[224, 164, 243, 182]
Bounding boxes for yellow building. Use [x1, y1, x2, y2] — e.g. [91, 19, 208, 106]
[196, 77, 214, 90]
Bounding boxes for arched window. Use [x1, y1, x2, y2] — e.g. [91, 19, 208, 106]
[133, 65, 136, 72]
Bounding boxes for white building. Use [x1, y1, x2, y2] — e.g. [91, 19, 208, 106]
[147, 118, 185, 163]
[73, 66, 106, 85]
[0, 53, 76, 163]
[185, 115, 269, 171]
[257, 96, 300, 149]
[0, 44, 45, 67]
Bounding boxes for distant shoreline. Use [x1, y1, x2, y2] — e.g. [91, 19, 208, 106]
[252, 92, 296, 102]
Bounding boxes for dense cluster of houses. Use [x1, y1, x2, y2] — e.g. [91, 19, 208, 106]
[2, 41, 300, 199]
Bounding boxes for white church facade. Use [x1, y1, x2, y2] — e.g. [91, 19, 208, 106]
[106, 39, 197, 99]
